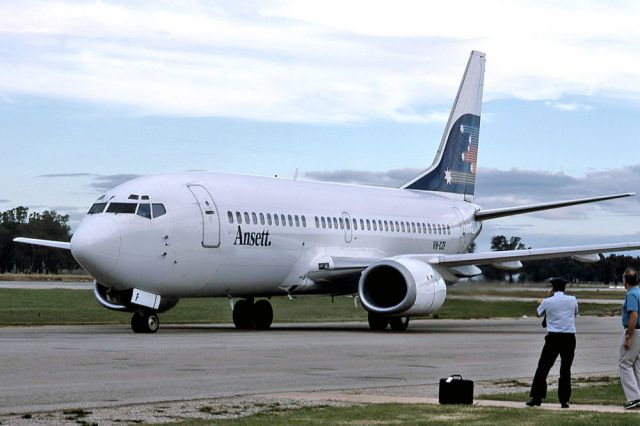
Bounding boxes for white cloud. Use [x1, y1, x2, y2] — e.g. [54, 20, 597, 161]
[1, 1, 640, 122]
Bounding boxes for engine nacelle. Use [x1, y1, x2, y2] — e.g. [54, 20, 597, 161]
[93, 281, 179, 313]
[358, 258, 446, 317]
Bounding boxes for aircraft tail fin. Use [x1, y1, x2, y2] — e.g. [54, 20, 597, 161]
[401, 50, 485, 202]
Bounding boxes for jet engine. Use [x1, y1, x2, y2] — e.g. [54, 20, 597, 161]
[93, 281, 178, 313]
[358, 258, 446, 316]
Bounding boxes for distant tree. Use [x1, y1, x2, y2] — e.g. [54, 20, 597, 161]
[0, 207, 78, 274]
[490, 235, 526, 252]
[484, 235, 528, 282]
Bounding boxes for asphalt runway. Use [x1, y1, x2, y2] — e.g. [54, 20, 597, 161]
[0, 316, 624, 414]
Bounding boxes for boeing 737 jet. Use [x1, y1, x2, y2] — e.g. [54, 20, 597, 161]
[15, 51, 640, 333]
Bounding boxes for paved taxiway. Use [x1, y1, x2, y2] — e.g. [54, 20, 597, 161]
[0, 316, 623, 414]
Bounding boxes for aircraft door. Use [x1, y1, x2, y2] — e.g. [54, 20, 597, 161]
[453, 207, 468, 251]
[188, 184, 221, 248]
[342, 212, 353, 243]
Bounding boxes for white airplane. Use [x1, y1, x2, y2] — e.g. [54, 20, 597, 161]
[15, 51, 640, 333]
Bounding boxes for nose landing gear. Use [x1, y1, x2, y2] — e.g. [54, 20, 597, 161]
[131, 310, 160, 333]
[232, 298, 273, 330]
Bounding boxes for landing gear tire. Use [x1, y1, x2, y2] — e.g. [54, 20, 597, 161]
[368, 312, 389, 331]
[233, 299, 254, 329]
[389, 316, 410, 331]
[253, 300, 273, 330]
[131, 310, 159, 333]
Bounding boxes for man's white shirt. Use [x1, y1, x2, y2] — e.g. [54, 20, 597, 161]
[537, 291, 578, 333]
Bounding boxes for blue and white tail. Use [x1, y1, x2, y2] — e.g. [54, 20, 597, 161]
[402, 51, 485, 202]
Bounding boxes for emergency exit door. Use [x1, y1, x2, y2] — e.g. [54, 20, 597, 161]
[188, 184, 220, 248]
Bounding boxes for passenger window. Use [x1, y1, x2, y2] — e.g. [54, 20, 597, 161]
[327, 217, 332, 229]
[390, 221, 395, 232]
[321, 217, 326, 228]
[428, 223, 432, 234]
[315, 216, 320, 228]
[244, 212, 250, 224]
[236, 212, 242, 224]
[447, 225, 451, 234]
[106, 203, 137, 214]
[384, 221, 388, 232]
[295, 215, 300, 227]
[259, 213, 265, 225]
[332, 217, 338, 228]
[87, 202, 107, 215]
[437, 224, 442, 234]
[360, 219, 364, 229]
[345, 219, 350, 230]
[401, 222, 406, 232]
[137, 204, 152, 219]
[274, 214, 280, 226]
[252, 212, 257, 224]
[280, 214, 286, 226]
[353, 219, 358, 230]
[372, 220, 377, 231]
[288, 214, 293, 227]
[267, 213, 272, 225]
[228, 211, 234, 223]
[339, 217, 344, 229]
[417, 223, 421, 233]
[302, 216, 306, 227]
[152, 203, 166, 218]
[412, 223, 416, 233]
[422, 223, 426, 234]
[366, 219, 371, 231]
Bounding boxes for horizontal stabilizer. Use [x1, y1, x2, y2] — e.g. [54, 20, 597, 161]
[475, 193, 636, 221]
[13, 237, 71, 250]
[424, 242, 640, 268]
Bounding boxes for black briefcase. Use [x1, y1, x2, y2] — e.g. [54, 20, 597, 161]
[439, 374, 474, 404]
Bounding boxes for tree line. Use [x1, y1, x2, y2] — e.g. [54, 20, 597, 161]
[0, 207, 78, 274]
[482, 235, 640, 284]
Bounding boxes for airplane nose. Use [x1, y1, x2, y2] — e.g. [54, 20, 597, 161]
[71, 216, 121, 275]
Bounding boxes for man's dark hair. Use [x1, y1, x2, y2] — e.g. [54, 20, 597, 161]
[624, 267, 638, 286]
[550, 277, 567, 292]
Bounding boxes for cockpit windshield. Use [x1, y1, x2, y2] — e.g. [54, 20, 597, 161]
[87, 201, 166, 218]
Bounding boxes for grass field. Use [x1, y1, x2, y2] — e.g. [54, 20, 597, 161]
[0, 288, 621, 326]
[164, 403, 639, 425]
[482, 376, 625, 406]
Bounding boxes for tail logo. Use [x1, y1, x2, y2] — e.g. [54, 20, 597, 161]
[442, 119, 479, 186]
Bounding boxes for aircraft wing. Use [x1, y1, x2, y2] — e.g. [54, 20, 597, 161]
[13, 237, 71, 250]
[422, 242, 640, 267]
[308, 242, 640, 286]
[475, 193, 636, 221]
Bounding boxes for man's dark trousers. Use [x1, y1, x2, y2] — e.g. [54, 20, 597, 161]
[530, 332, 576, 403]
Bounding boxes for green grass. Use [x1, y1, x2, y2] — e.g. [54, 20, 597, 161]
[0, 288, 621, 326]
[484, 377, 626, 406]
[163, 403, 639, 425]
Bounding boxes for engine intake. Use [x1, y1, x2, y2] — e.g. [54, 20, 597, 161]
[358, 258, 446, 316]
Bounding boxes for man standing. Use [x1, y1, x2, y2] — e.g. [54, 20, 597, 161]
[619, 267, 640, 410]
[527, 277, 578, 408]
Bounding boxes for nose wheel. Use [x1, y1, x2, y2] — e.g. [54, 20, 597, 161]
[131, 310, 160, 333]
[232, 299, 273, 330]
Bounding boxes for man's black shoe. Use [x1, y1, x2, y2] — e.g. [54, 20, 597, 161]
[526, 398, 542, 407]
[624, 399, 640, 409]
[561, 402, 569, 408]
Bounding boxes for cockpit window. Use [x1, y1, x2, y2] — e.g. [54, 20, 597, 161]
[152, 203, 166, 218]
[106, 203, 137, 214]
[136, 203, 152, 219]
[87, 202, 107, 214]
[128, 194, 139, 200]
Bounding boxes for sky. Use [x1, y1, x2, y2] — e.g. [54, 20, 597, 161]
[1, 0, 639, 251]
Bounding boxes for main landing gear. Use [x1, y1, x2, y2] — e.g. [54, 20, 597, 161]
[367, 312, 410, 331]
[131, 310, 160, 333]
[232, 298, 273, 330]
